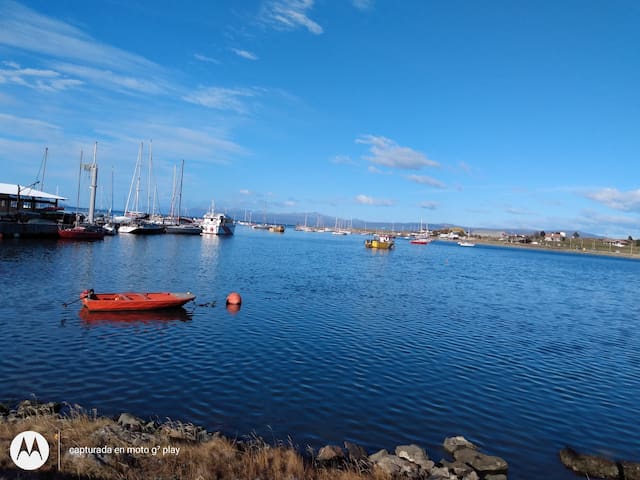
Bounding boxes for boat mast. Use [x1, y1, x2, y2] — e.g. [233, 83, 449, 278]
[177, 159, 184, 223]
[87, 142, 98, 224]
[169, 164, 177, 219]
[147, 140, 153, 215]
[75, 149, 83, 226]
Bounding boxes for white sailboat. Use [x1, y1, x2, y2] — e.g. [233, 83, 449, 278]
[165, 160, 200, 234]
[119, 141, 165, 234]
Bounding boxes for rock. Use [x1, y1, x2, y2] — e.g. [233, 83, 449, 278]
[16, 400, 60, 417]
[395, 444, 434, 471]
[344, 441, 368, 463]
[440, 459, 475, 477]
[621, 461, 640, 480]
[484, 474, 507, 480]
[373, 454, 421, 478]
[368, 449, 390, 464]
[443, 436, 478, 456]
[454, 447, 508, 475]
[559, 447, 619, 479]
[462, 471, 480, 480]
[428, 465, 452, 479]
[317, 445, 344, 463]
[0, 403, 9, 415]
[117, 412, 144, 431]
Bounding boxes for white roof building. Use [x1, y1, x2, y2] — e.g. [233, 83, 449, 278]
[0, 183, 66, 201]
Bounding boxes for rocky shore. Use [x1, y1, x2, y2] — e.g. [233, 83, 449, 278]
[0, 399, 637, 479]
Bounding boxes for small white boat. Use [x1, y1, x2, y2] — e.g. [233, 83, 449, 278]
[458, 241, 475, 247]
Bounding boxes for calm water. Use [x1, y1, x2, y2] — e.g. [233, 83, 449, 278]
[1, 229, 639, 479]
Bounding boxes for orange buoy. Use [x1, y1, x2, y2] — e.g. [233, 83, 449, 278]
[226, 292, 242, 305]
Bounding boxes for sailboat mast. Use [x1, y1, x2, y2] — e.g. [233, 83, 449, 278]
[177, 159, 184, 222]
[134, 142, 142, 214]
[170, 164, 177, 219]
[41, 147, 48, 192]
[75, 149, 83, 226]
[87, 142, 98, 224]
[147, 140, 153, 215]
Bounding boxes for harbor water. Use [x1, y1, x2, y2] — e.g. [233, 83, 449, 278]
[1, 228, 638, 479]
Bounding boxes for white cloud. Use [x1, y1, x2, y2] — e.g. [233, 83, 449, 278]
[260, 0, 323, 35]
[352, 0, 373, 11]
[0, 1, 159, 73]
[586, 188, 640, 212]
[53, 63, 165, 95]
[240, 189, 252, 195]
[183, 86, 257, 113]
[356, 194, 393, 206]
[332, 154, 355, 165]
[232, 48, 258, 61]
[407, 174, 446, 188]
[419, 201, 439, 210]
[357, 134, 439, 170]
[0, 113, 60, 139]
[194, 53, 220, 64]
[283, 200, 296, 207]
[0, 63, 83, 92]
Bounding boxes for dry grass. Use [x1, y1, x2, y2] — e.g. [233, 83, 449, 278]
[0, 411, 390, 480]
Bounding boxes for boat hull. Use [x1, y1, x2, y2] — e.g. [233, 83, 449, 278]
[58, 226, 106, 240]
[365, 240, 394, 249]
[82, 291, 196, 312]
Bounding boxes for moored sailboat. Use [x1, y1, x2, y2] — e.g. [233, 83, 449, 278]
[58, 143, 106, 240]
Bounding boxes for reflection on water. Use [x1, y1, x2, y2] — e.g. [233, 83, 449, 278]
[78, 307, 193, 325]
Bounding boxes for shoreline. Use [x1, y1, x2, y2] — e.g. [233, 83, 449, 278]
[436, 238, 640, 260]
[2, 400, 639, 479]
[0, 399, 511, 479]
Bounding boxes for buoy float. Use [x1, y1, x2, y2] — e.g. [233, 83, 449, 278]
[226, 292, 242, 305]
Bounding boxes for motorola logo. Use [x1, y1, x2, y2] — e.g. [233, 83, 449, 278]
[9, 431, 50, 470]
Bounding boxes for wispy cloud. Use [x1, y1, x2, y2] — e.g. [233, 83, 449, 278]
[232, 48, 259, 61]
[506, 207, 533, 216]
[352, 0, 374, 11]
[53, 63, 165, 95]
[0, 2, 168, 96]
[0, 1, 159, 73]
[183, 86, 258, 113]
[356, 194, 394, 206]
[419, 201, 439, 210]
[194, 53, 221, 65]
[407, 174, 446, 188]
[0, 62, 83, 92]
[0, 113, 60, 139]
[586, 188, 640, 212]
[260, 0, 323, 35]
[357, 134, 439, 170]
[332, 154, 355, 165]
[240, 189, 252, 195]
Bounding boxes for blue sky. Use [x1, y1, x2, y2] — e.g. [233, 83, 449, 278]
[1, 0, 639, 236]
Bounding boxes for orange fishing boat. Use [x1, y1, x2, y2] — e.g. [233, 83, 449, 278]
[81, 289, 196, 312]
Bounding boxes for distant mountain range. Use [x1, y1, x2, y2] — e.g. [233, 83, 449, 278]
[222, 209, 601, 238]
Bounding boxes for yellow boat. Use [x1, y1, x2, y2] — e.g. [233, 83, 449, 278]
[365, 234, 394, 249]
[269, 224, 285, 233]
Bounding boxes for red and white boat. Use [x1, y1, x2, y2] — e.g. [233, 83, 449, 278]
[81, 289, 196, 312]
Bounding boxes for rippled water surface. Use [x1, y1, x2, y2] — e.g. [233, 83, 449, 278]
[1, 229, 639, 479]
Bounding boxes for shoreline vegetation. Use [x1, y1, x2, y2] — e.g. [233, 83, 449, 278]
[1, 399, 639, 479]
[0, 400, 514, 480]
